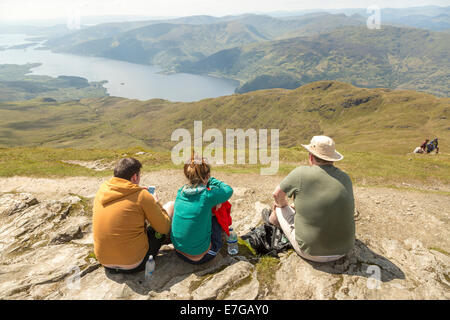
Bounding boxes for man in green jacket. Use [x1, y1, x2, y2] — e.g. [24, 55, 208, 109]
[268, 136, 355, 263]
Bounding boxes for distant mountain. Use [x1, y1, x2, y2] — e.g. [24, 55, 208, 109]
[383, 13, 450, 31]
[42, 13, 365, 69]
[43, 20, 161, 47]
[270, 6, 450, 31]
[330, 5, 450, 18]
[179, 26, 450, 97]
[0, 24, 72, 38]
[274, 13, 365, 39]
[32, 11, 450, 97]
[44, 20, 271, 69]
[0, 81, 448, 154]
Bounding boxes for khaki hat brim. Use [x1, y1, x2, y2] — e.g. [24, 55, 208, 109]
[301, 144, 344, 162]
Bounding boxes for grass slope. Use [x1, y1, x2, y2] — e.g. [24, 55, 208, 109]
[0, 80, 448, 190]
[0, 81, 448, 154]
[0, 147, 448, 192]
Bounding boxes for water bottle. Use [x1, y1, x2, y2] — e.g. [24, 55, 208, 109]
[145, 255, 155, 281]
[226, 227, 239, 255]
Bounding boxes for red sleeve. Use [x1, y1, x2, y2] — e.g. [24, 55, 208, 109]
[212, 201, 232, 236]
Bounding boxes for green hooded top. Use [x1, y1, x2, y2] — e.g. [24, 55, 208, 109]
[171, 177, 233, 255]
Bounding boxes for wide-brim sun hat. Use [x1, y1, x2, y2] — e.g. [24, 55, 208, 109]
[301, 135, 344, 162]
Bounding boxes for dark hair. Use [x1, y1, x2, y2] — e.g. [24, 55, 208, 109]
[310, 153, 334, 165]
[114, 158, 142, 181]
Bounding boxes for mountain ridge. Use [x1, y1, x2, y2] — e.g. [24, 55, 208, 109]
[42, 18, 450, 97]
[179, 26, 450, 96]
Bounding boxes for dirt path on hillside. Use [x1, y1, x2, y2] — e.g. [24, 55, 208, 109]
[0, 170, 448, 253]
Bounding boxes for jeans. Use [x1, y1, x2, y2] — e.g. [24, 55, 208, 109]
[175, 216, 223, 265]
[104, 226, 166, 274]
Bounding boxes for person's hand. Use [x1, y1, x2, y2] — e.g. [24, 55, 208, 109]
[215, 203, 222, 210]
[272, 203, 279, 212]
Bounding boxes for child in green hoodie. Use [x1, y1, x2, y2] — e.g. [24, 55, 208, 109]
[171, 157, 233, 264]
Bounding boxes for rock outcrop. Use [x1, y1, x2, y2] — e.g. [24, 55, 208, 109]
[0, 189, 448, 300]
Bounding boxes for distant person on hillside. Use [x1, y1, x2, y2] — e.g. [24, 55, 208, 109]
[413, 146, 424, 154]
[263, 136, 355, 263]
[171, 155, 233, 265]
[420, 139, 429, 153]
[93, 158, 174, 274]
[426, 138, 439, 154]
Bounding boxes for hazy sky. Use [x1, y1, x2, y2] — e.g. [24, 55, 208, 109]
[0, 0, 448, 21]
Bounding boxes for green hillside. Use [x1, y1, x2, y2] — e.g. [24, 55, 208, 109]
[180, 26, 450, 97]
[0, 81, 448, 154]
[0, 64, 108, 102]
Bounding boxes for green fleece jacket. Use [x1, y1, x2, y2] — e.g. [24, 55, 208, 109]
[171, 177, 233, 255]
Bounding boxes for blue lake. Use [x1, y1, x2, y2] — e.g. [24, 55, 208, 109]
[0, 34, 239, 102]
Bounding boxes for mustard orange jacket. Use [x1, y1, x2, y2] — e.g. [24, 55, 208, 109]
[93, 177, 171, 266]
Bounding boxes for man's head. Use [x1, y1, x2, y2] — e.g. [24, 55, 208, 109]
[301, 135, 343, 165]
[114, 158, 142, 185]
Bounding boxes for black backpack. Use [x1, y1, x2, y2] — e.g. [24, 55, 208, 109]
[241, 223, 292, 257]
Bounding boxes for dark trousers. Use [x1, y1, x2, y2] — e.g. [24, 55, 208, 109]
[175, 216, 223, 265]
[104, 226, 167, 274]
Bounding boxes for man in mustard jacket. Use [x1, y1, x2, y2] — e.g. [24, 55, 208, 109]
[93, 158, 173, 274]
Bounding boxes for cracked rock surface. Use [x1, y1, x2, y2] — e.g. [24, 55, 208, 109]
[0, 171, 449, 300]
